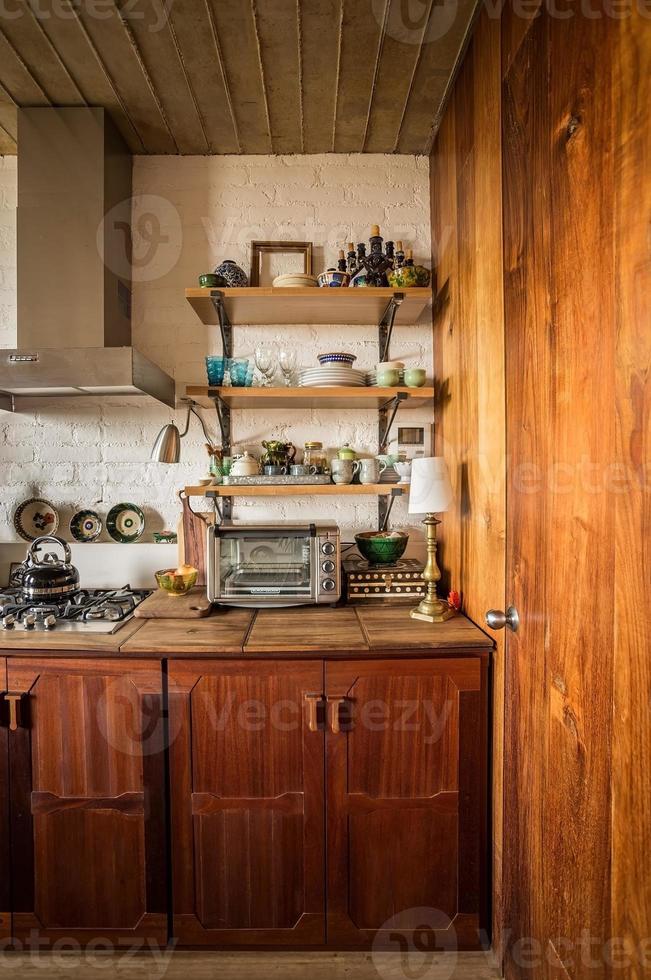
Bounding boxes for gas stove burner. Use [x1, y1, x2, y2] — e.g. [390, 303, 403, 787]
[0, 586, 152, 634]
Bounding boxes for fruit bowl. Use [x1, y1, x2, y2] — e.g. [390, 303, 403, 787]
[155, 565, 198, 596]
[354, 530, 409, 565]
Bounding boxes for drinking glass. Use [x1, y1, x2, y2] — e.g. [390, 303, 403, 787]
[255, 347, 275, 387]
[278, 349, 296, 387]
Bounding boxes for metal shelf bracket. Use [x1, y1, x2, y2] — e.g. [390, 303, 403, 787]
[209, 392, 232, 521]
[378, 486, 403, 532]
[210, 290, 233, 358]
[378, 392, 406, 454]
[378, 292, 404, 362]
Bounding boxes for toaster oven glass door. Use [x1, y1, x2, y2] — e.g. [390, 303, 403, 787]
[219, 531, 313, 600]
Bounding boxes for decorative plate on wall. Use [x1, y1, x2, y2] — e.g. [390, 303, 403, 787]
[69, 510, 103, 543]
[13, 498, 60, 541]
[106, 503, 145, 543]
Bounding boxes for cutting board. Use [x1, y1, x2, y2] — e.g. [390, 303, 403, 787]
[176, 493, 214, 586]
[135, 587, 212, 619]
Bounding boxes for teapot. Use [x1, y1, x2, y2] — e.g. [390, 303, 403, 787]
[261, 440, 296, 468]
[230, 451, 260, 477]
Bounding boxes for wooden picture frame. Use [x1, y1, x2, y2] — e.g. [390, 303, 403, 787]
[250, 240, 313, 286]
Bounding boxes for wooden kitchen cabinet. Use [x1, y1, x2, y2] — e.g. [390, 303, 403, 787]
[3, 657, 167, 947]
[168, 654, 488, 950]
[168, 659, 326, 946]
[0, 657, 9, 941]
[326, 658, 488, 949]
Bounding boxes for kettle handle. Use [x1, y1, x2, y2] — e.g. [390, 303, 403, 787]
[28, 535, 72, 565]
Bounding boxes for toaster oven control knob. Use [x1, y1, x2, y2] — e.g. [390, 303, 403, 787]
[322, 578, 336, 592]
[43, 614, 57, 630]
[2, 614, 15, 630]
[321, 541, 336, 556]
[322, 559, 336, 574]
[23, 613, 36, 630]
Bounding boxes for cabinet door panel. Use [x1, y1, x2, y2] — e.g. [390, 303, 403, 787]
[169, 659, 325, 946]
[6, 658, 166, 947]
[326, 658, 487, 949]
[0, 658, 9, 940]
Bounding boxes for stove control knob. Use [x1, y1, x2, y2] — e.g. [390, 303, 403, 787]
[322, 559, 336, 574]
[321, 541, 336, 556]
[43, 614, 57, 630]
[322, 578, 336, 592]
[23, 613, 36, 630]
[2, 614, 15, 630]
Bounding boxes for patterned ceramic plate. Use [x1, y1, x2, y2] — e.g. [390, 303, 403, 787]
[13, 498, 60, 542]
[69, 509, 103, 543]
[106, 503, 145, 543]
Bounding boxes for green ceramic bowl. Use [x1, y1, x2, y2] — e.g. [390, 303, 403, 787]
[354, 530, 409, 565]
[155, 566, 198, 596]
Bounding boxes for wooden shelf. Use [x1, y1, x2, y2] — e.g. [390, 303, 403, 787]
[186, 385, 434, 410]
[185, 286, 431, 326]
[184, 483, 405, 498]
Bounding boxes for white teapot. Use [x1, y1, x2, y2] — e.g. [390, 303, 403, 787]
[230, 451, 260, 477]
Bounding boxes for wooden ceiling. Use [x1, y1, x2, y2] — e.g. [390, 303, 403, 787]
[0, 0, 478, 156]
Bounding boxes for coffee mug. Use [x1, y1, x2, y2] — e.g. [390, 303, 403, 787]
[264, 464, 287, 476]
[330, 458, 361, 485]
[290, 464, 317, 477]
[358, 458, 387, 484]
[404, 367, 427, 388]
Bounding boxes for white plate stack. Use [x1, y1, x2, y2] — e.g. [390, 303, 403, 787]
[299, 366, 368, 387]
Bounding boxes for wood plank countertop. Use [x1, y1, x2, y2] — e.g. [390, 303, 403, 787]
[0, 605, 492, 658]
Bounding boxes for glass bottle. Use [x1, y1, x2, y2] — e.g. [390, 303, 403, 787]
[405, 248, 415, 268]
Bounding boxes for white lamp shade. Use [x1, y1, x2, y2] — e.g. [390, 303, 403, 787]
[408, 457, 453, 514]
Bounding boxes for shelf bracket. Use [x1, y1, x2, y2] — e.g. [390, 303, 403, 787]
[378, 292, 404, 363]
[210, 393, 232, 520]
[378, 487, 403, 533]
[378, 392, 406, 454]
[210, 290, 233, 358]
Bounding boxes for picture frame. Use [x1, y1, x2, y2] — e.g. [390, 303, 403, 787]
[250, 240, 313, 286]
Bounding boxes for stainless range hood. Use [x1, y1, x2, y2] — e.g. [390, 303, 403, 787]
[0, 108, 175, 410]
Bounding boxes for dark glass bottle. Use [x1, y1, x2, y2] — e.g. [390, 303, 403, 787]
[404, 248, 415, 268]
[395, 240, 405, 268]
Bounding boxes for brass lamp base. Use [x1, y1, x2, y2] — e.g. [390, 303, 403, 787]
[410, 512, 457, 624]
[410, 598, 456, 624]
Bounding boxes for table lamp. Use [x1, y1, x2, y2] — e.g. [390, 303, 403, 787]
[408, 457, 455, 623]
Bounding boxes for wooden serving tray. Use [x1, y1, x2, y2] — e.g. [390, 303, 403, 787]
[134, 587, 212, 619]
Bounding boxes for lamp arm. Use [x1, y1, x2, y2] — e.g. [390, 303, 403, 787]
[177, 399, 212, 446]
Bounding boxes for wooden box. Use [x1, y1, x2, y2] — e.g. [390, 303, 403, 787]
[343, 557, 426, 603]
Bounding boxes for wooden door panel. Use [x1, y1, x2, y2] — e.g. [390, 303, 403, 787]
[6, 658, 166, 946]
[326, 658, 487, 949]
[0, 658, 9, 940]
[169, 659, 325, 946]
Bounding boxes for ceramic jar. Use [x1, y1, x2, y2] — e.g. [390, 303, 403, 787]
[230, 451, 259, 477]
[213, 259, 249, 287]
[358, 458, 388, 484]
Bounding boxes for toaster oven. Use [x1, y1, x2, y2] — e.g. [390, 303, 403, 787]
[207, 521, 341, 607]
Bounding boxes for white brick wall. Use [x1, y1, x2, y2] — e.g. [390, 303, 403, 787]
[0, 153, 432, 545]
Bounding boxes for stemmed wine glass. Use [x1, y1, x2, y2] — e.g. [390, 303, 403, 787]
[278, 349, 296, 387]
[254, 347, 276, 387]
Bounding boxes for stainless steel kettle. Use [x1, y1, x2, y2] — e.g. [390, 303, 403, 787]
[20, 536, 80, 602]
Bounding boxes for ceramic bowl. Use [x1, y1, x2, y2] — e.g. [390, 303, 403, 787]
[198, 273, 226, 288]
[354, 531, 409, 565]
[404, 367, 427, 387]
[376, 369, 401, 387]
[318, 270, 350, 288]
[317, 352, 357, 366]
[155, 565, 198, 596]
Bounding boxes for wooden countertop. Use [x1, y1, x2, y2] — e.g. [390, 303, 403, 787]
[0, 605, 492, 658]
